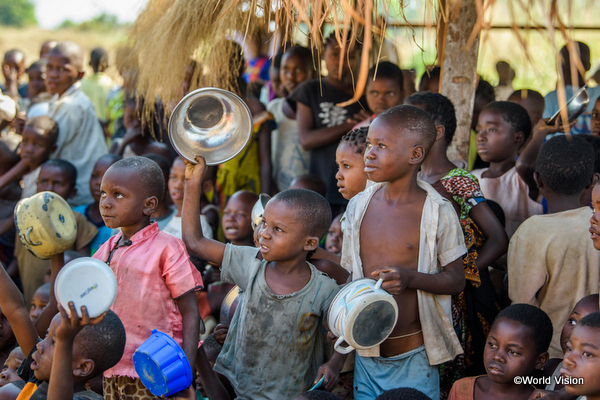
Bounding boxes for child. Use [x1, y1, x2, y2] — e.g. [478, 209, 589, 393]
[448, 303, 552, 400]
[221, 190, 258, 247]
[1, 49, 26, 99]
[339, 105, 467, 400]
[560, 311, 600, 400]
[0, 347, 24, 387]
[507, 89, 545, 128]
[110, 95, 172, 159]
[508, 136, 600, 359]
[162, 157, 213, 240]
[407, 92, 508, 390]
[145, 153, 176, 228]
[92, 156, 202, 399]
[335, 127, 369, 200]
[46, 41, 108, 206]
[24, 60, 51, 118]
[494, 61, 515, 101]
[468, 79, 495, 171]
[291, 32, 370, 211]
[80, 47, 115, 130]
[591, 96, 600, 136]
[29, 283, 50, 322]
[325, 215, 342, 255]
[471, 101, 542, 238]
[14, 160, 97, 305]
[182, 155, 340, 399]
[268, 45, 314, 191]
[354, 62, 404, 128]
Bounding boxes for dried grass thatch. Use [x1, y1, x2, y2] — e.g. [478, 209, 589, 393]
[126, 0, 596, 132]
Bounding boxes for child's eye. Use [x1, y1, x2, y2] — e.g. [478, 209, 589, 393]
[583, 351, 594, 358]
[508, 349, 520, 356]
[569, 318, 577, 326]
[487, 341, 497, 349]
[343, 163, 350, 169]
[378, 143, 386, 149]
[275, 226, 283, 232]
[100, 191, 107, 197]
[365, 142, 372, 148]
[115, 193, 124, 199]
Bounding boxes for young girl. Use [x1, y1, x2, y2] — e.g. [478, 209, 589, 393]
[291, 32, 370, 212]
[335, 127, 369, 201]
[406, 92, 509, 396]
[73, 154, 122, 255]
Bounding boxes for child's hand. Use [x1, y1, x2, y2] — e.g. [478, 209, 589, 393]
[371, 266, 415, 295]
[314, 356, 344, 391]
[536, 118, 577, 136]
[183, 155, 208, 185]
[345, 109, 372, 125]
[122, 126, 142, 145]
[213, 324, 228, 346]
[56, 302, 106, 342]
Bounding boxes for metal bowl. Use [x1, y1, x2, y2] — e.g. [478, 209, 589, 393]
[168, 88, 253, 165]
[251, 193, 271, 229]
[547, 86, 589, 125]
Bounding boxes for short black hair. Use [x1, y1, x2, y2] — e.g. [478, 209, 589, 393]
[27, 59, 47, 73]
[374, 105, 438, 152]
[482, 101, 532, 141]
[368, 62, 403, 92]
[41, 159, 77, 189]
[272, 51, 284, 70]
[109, 157, 165, 200]
[324, 30, 360, 50]
[476, 78, 495, 104]
[297, 390, 340, 400]
[95, 153, 123, 167]
[536, 135, 594, 196]
[405, 92, 457, 147]
[90, 47, 108, 72]
[495, 303, 553, 354]
[4, 49, 24, 63]
[25, 116, 59, 145]
[74, 310, 126, 377]
[340, 126, 369, 154]
[419, 66, 440, 91]
[271, 189, 332, 239]
[291, 174, 327, 198]
[283, 45, 313, 66]
[508, 89, 544, 107]
[579, 135, 600, 174]
[375, 388, 432, 400]
[579, 311, 600, 329]
[144, 153, 172, 199]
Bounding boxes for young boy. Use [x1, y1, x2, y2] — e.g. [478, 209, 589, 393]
[13, 160, 97, 306]
[560, 311, 600, 400]
[508, 135, 600, 359]
[507, 89, 545, 128]
[1, 49, 27, 99]
[29, 283, 50, 322]
[46, 41, 107, 206]
[182, 156, 340, 399]
[221, 190, 258, 246]
[93, 156, 202, 399]
[340, 105, 467, 400]
[448, 304, 553, 400]
[471, 101, 542, 238]
[80, 47, 115, 131]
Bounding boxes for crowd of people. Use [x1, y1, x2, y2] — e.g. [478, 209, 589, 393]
[0, 32, 599, 400]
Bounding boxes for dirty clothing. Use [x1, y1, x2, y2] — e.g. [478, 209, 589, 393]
[214, 244, 339, 400]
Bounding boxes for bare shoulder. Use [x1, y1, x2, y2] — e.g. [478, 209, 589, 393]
[311, 258, 349, 285]
[245, 98, 266, 115]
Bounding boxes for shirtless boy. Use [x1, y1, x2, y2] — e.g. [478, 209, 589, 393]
[340, 105, 467, 400]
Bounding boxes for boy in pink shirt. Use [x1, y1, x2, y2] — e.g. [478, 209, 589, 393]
[93, 156, 203, 400]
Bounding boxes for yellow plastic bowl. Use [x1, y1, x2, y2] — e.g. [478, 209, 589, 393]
[14, 191, 77, 259]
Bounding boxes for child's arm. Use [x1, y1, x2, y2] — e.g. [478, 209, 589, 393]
[313, 351, 346, 391]
[468, 202, 509, 269]
[257, 121, 273, 195]
[516, 119, 576, 200]
[296, 103, 357, 150]
[0, 160, 29, 192]
[182, 156, 225, 266]
[0, 262, 39, 356]
[47, 303, 105, 400]
[195, 346, 230, 400]
[176, 292, 199, 384]
[34, 253, 63, 337]
[372, 257, 465, 296]
[0, 218, 14, 237]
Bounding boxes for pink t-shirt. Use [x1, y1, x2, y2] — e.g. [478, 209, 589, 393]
[93, 222, 203, 378]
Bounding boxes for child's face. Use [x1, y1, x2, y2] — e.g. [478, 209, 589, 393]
[20, 126, 55, 168]
[90, 158, 115, 203]
[0, 348, 24, 387]
[37, 166, 75, 200]
[258, 200, 315, 262]
[323, 42, 357, 82]
[280, 53, 312, 94]
[222, 194, 254, 243]
[46, 52, 81, 96]
[364, 120, 419, 183]
[325, 215, 342, 255]
[335, 141, 368, 199]
[561, 325, 600, 398]
[560, 297, 599, 354]
[100, 167, 153, 231]
[0, 308, 14, 353]
[366, 78, 403, 116]
[475, 109, 523, 163]
[591, 98, 600, 137]
[484, 318, 546, 384]
[123, 102, 140, 131]
[269, 66, 285, 98]
[3, 55, 25, 80]
[590, 184, 600, 250]
[31, 314, 61, 381]
[27, 67, 47, 97]
[168, 158, 185, 209]
[29, 289, 49, 322]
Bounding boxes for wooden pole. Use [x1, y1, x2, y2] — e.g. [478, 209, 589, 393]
[439, 0, 481, 164]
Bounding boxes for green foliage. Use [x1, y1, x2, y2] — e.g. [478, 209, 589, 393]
[57, 12, 128, 32]
[0, 0, 37, 27]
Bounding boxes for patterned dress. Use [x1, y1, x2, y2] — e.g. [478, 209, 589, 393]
[437, 169, 501, 400]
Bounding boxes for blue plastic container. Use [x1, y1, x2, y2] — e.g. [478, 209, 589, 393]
[133, 330, 192, 397]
